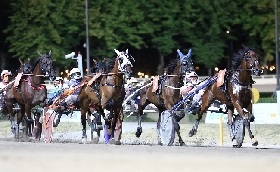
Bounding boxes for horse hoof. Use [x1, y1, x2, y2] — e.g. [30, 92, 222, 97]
[252, 139, 258, 146]
[115, 141, 121, 145]
[44, 138, 51, 143]
[82, 138, 87, 144]
[188, 130, 195, 137]
[91, 138, 99, 144]
[180, 142, 186, 146]
[135, 131, 141, 138]
[135, 127, 142, 138]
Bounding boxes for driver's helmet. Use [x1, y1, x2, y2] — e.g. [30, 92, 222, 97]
[1, 70, 12, 82]
[69, 68, 82, 80]
[185, 71, 198, 84]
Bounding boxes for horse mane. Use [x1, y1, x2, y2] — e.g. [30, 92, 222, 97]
[105, 58, 116, 73]
[31, 58, 40, 71]
[166, 58, 179, 74]
[232, 49, 246, 69]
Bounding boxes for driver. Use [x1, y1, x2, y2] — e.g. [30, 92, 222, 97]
[180, 71, 204, 114]
[0, 70, 12, 111]
[0, 70, 12, 90]
[63, 68, 82, 107]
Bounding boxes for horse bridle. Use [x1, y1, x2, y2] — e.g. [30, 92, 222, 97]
[233, 50, 261, 75]
[117, 53, 134, 74]
[40, 56, 55, 78]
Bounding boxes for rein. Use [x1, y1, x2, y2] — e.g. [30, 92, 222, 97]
[163, 74, 184, 90]
[233, 69, 254, 71]
[22, 73, 48, 77]
[91, 72, 123, 76]
[22, 77, 45, 90]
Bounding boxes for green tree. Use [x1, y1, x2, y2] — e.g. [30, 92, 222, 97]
[183, 0, 241, 75]
[240, 0, 278, 73]
[140, 0, 183, 75]
[88, 0, 152, 59]
[4, 0, 84, 67]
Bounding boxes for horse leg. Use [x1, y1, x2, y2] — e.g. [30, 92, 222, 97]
[53, 108, 63, 127]
[226, 108, 238, 146]
[189, 92, 212, 137]
[109, 107, 117, 144]
[243, 105, 258, 146]
[113, 108, 122, 145]
[80, 106, 88, 142]
[88, 108, 102, 144]
[174, 121, 186, 146]
[32, 110, 42, 140]
[24, 105, 34, 137]
[156, 109, 165, 145]
[6, 101, 18, 137]
[135, 97, 150, 138]
[135, 109, 143, 138]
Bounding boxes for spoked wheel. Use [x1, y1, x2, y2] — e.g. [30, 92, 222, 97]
[159, 110, 175, 146]
[232, 116, 245, 148]
[42, 108, 54, 143]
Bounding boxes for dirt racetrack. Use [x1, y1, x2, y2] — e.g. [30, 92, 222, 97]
[0, 122, 280, 172]
[0, 141, 279, 172]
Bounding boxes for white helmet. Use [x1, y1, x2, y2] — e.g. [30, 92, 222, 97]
[1, 70, 12, 79]
[69, 68, 82, 80]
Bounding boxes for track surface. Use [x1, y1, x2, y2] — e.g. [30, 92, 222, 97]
[0, 140, 279, 172]
[0, 122, 280, 172]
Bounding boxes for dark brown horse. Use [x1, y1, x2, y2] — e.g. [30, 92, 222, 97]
[79, 49, 134, 144]
[0, 59, 33, 118]
[188, 45, 261, 147]
[135, 49, 195, 146]
[5, 51, 56, 138]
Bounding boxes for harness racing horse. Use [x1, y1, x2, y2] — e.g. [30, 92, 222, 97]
[188, 45, 261, 147]
[5, 51, 56, 138]
[135, 49, 195, 146]
[80, 49, 134, 144]
[1, 59, 34, 118]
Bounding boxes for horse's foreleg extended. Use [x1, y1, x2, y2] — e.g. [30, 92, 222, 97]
[243, 107, 258, 146]
[189, 119, 200, 137]
[244, 118, 258, 146]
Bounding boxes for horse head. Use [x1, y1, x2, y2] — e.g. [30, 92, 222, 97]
[92, 58, 106, 74]
[234, 45, 261, 76]
[37, 50, 56, 81]
[114, 49, 134, 79]
[243, 45, 261, 76]
[177, 48, 196, 75]
[19, 58, 33, 74]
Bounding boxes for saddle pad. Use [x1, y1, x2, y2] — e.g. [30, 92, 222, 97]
[87, 73, 102, 86]
[14, 72, 23, 87]
[152, 75, 159, 93]
[217, 69, 226, 87]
